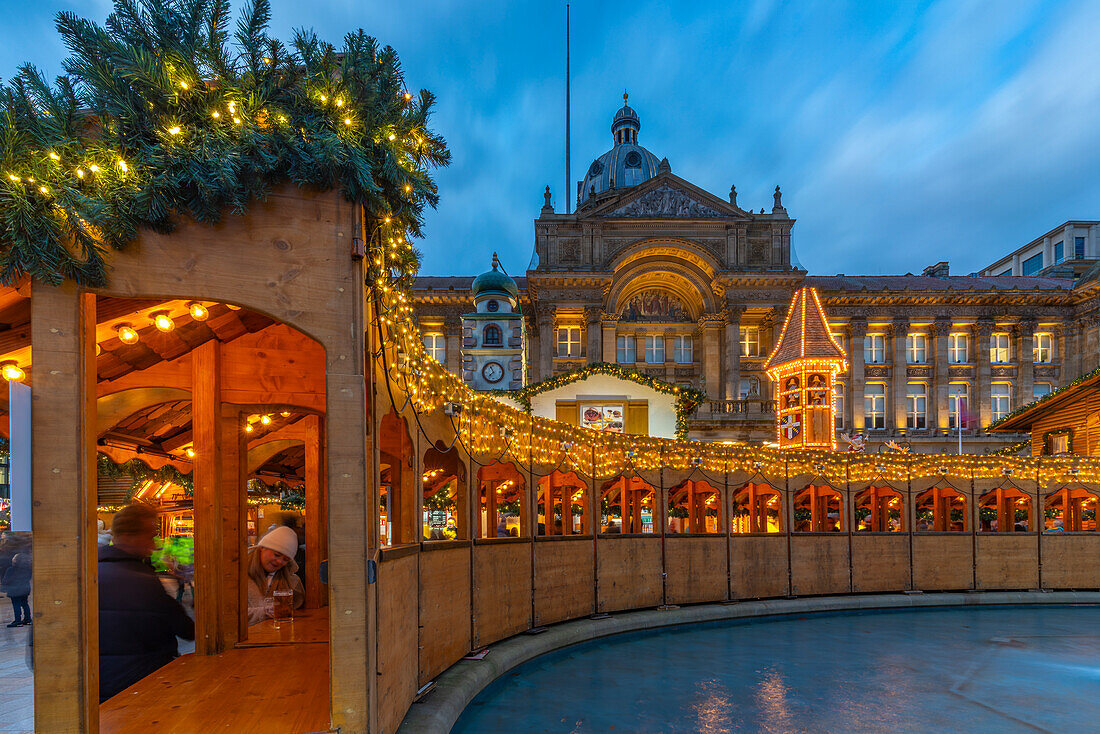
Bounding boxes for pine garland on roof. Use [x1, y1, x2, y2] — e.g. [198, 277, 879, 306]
[0, 0, 448, 286]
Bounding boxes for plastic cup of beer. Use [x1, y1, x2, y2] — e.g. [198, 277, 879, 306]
[272, 589, 294, 621]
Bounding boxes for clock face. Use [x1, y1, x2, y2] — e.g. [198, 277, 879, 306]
[482, 361, 504, 383]
[486, 299, 499, 312]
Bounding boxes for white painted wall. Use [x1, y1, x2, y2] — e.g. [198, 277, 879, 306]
[525, 372, 678, 438]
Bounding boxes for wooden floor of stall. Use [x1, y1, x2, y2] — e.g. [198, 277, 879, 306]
[99, 642, 332, 733]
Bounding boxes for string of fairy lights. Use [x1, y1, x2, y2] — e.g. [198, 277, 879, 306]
[364, 238, 1100, 487]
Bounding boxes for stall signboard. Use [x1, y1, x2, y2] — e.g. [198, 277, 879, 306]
[580, 404, 625, 433]
[428, 510, 448, 528]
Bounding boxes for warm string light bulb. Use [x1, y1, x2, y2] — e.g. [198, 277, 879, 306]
[0, 361, 25, 382]
[260, 415, 272, 425]
[185, 448, 195, 458]
[186, 301, 209, 321]
[116, 324, 139, 344]
[151, 311, 174, 332]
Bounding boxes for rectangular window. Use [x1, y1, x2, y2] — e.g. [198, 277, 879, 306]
[948, 383, 969, 429]
[1051, 433, 1070, 455]
[906, 383, 927, 429]
[673, 335, 693, 363]
[740, 326, 760, 357]
[1033, 332, 1053, 363]
[1033, 382, 1052, 400]
[835, 382, 846, 429]
[422, 332, 446, 363]
[616, 335, 636, 363]
[997, 269, 1012, 277]
[864, 334, 885, 364]
[644, 335, 665, 363]
[991, 382, 1012, 421]
[948, 333, 969, 363]
[906, 333, 927, 364]
[990, 333, 1011, 364]
[1075, 237, 1085, 259]
[1054, 241, 1064, 264]
[1022, 252, 1043, 276]
[557, 327, 582, 357]
[864, 383, 886, 430]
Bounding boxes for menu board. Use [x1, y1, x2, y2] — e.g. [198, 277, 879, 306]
[581, 404, 625, 433]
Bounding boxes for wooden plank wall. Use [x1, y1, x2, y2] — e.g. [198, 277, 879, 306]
[376, 553, 419, 734]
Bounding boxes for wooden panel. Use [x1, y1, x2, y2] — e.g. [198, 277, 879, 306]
[625, 400, 648, 435]
[31, 284, 98, 732]
[419, 547, 472, 683]
[976, 534, 1038, 589]
[851, 534, 910, 593]
[790, 535, 850, 596]
[472, 542, 532, 648]
[100, 644, 330, 733]
[596, 537, 663, 613]
[664, 536, 727, 605]
[192, 340, 223, 655]
[730, 535, 789, 599]
[1040, 534, 1100, 588]
[533, 540, 594, 626]
[555, 401, 578, 425]
[912, 534, 974, 590]
[377, 553, 419, 734]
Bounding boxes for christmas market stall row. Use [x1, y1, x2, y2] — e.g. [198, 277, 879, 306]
[3, 3, 1100, 734]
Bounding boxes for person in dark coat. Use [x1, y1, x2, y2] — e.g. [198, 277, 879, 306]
[2, 551, 31, 627]
[99, 504, 194, 703]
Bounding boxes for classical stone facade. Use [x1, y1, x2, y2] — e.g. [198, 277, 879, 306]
[414, 99, 1100, 452]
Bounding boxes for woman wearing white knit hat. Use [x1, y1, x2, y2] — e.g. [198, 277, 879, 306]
[245, 525, 304, 625]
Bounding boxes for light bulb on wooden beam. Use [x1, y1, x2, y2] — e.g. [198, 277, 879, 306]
[0, 360, 25, 382]
[151, 311, 174, 332]
[187, 302, 209, 321]
[116, 324, 139, 344]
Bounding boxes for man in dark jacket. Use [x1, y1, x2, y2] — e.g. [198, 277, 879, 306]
[99, 504, 194, 702]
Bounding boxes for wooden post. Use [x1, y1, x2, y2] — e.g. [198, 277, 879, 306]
[192, 339, 224, 654]
[303, 414, 325, 608]
[220, 402, 244, 648]
[31, 284, 97, 733]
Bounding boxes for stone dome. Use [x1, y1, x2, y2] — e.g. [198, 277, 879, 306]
[472, 254, 519, 300]
[580, 93, 661, 206]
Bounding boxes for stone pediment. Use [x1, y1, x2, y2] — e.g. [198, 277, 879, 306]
[587, 174, 747, 220]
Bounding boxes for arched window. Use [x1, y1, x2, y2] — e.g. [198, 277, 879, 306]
[599, 475, 656, 534]
[793, 485, 842, 532]
[915, 486, 967, 532]
[537, 471, 589, 536]
[667, 479, 721, 533]
[732, 482, 781, 533]
[483, 324, 502, 346]
[978, 487, 1032, 532]
[1045, 486, 1098, 531]
[854, 486, 903, 532]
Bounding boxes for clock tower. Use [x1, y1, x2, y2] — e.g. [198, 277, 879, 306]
[462, 253, 525, 391]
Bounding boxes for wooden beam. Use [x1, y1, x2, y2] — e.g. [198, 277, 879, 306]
[303, 414, 324, 608]
[31, 283, 98, 733]
[192, 339, 224, 655]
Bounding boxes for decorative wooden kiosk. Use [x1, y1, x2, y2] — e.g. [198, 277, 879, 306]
[765, 286, 847, 450]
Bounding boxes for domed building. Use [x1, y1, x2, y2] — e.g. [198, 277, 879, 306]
[460, 254, 525, 390]
[578, 93, 663, 207]
[412, 95, 1090, 453]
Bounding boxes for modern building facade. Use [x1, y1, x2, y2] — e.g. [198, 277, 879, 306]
[981, 220, 1100, 278]
[414, 98, 1100, 451]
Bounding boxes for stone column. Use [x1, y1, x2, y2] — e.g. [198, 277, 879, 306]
[724, 304, 743, 400]
[536, 304, 555, 380]
[701, 315, 724, 399]
[1017, 319, 1035, 408]
[891, 317, 909, 432]
[933, 317, 951, 431]
[849, 317, 867, 432]
[602, 314, 618, 364]
[975, 319, 994, 429]
[586, 306, 602, 364]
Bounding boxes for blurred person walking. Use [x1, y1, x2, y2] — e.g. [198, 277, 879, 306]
[2, 549, 31, 627]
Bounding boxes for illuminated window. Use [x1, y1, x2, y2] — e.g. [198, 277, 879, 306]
[483, 324, 502, 347]
[864, 383, 886, 429]
[948, 332, 969, 363]
[740, 326, 760, 357]
[948, 383, 969, 429]
[1033, 382, 1052, 400]
[835, 382, 846, 429]
[990, 333, 1011, 363]
[1033, 332, 1053, 363]
[906, 333, 927, 364]
[673, 335, 693, 363]
[864, 334, 885, 364]
[422, 332, 445, 362]
[556, 326, 581, 356]
[991, 382, 1012, 421]
[906, 383, 927, 429]
[616, 335, 636, 363]
[644, 335, 665, 363]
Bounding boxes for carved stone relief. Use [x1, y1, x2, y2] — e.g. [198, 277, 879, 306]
[604, 184, 727, 218]
[558, 239, 581, 262]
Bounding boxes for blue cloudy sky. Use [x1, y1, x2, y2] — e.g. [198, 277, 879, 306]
[1, 0, 1098, 278]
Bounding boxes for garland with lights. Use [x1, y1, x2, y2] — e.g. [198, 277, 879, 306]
[488, 362, 705, 439]
[97, 452, 194, 498]
[0, 0, 447, 287]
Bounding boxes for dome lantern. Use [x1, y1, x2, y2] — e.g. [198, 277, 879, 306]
[580, 93, 662, 205]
